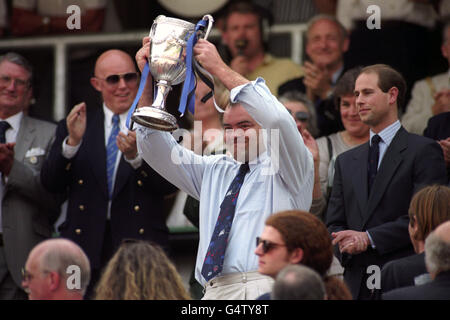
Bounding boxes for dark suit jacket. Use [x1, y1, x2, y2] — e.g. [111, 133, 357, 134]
[41, 107, 177, 269]
[2, 116, 62, 288]
[424, 111, 450, 182]
[380, 252, 427, 295]
[326, 127, 447, 299]
[423, 112, 450, 141]
[382, 271, 450, 300]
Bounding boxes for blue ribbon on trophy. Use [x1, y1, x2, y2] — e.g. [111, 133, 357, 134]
[127, 15, 216, 131]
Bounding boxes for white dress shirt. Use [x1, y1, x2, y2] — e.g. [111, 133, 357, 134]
[136, 78, 314, 286]
[0, 112, 23, 233]
[61, 104, 142, 219]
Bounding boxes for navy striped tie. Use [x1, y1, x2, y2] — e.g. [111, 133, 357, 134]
[201, 163, 250, 282]
[106, 115, 120, 199]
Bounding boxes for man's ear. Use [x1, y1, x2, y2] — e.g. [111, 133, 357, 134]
[90, 77, 102, 92]
[289, 248, 304, 264]
[48, 271, 61, 292]
[388, 87, 399, 105]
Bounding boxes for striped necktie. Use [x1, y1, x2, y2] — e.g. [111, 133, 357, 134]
[106, 114, 120, 199]
[201, 163, 250, 282]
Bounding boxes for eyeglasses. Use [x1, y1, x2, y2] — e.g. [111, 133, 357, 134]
[21, 267, 50, 282]
[96, 72, 139, 85]
[256, 237, 287, 254]
[0, 75, 30, 89]
[21, 268, 33, 282]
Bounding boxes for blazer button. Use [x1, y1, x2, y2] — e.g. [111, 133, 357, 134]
[65, 163, 71, 171]
[134, 205, 140, 212]
[78, 179, 84, 185]
[137, 180, 143, 187]
[75, 229, 82, 235]
[141, 170, 148, 178]
[139, 228, 144, 235]
[79, 205, 85, 211]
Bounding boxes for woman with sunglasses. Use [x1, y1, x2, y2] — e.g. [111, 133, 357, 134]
[255, 210, 352, 300]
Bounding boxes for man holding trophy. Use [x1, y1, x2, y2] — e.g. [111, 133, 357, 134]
[133, 17, 314, 299]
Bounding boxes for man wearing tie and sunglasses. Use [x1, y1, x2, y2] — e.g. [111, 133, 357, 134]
[41, 49, 177, 298]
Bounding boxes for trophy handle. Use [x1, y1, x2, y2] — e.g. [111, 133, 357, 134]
[200, 14, 214, 40]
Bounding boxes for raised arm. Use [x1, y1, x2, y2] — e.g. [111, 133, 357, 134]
[194, 39, 314, 195]
[134, 37, 219, 199]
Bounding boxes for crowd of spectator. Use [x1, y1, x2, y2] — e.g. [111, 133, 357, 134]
[0, 0, 449, 301]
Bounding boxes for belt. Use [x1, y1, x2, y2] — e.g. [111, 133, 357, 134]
[0, 233, 3, 247]
[205, 271, 264, 289]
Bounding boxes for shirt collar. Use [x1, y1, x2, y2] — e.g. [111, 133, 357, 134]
[103, 104, 129, 129]
[370, 120, 401, 147]
[1, 111, 23, 133]
[331, 65, 344, 85]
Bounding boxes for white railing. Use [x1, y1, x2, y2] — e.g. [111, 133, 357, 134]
[0, 24, 306, 121]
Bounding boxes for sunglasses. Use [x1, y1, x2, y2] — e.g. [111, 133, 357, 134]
[256, 237, 286, 254]
[96, 72, 139, 85]
[286, 109, 310, 122]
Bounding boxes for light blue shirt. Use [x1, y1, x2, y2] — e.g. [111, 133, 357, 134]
[136, 78, 314, 286]
[366, 119, 401, 248]
[369, 120, 402, 169]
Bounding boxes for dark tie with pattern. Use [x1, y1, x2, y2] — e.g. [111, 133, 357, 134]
[368, 134, 381, 195]
[201, 163, 250, 282]
[106, 115, 120, 199]
[0, 121, 10, 143]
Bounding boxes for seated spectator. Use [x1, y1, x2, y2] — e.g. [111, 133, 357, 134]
[402, 22, 450, 135]
[11, 0, 106, 36]
[301, 67, 369, 220]
[278, 14, 349, 137]
[424, 112, 450, 182]
[383, 220, 450, 300]
[22, 239, 90, 300]
[272, 265, 326, 300]
[94, 240, 190, 300]
[279, 91, 319, 138]
[219, 1, 303, 94]
[255, 210, 350, 300]
[380, 185, 450, 296]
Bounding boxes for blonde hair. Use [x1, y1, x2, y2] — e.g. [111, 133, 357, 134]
[95, 241, 190, 300]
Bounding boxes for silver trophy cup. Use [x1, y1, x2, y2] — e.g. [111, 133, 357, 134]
[131, 15, 214, 131]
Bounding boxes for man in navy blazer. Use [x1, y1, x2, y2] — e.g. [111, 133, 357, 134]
[326, 64, 447, 300]
[41, 50, 177, 296]
[383, 220, 450, 300]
